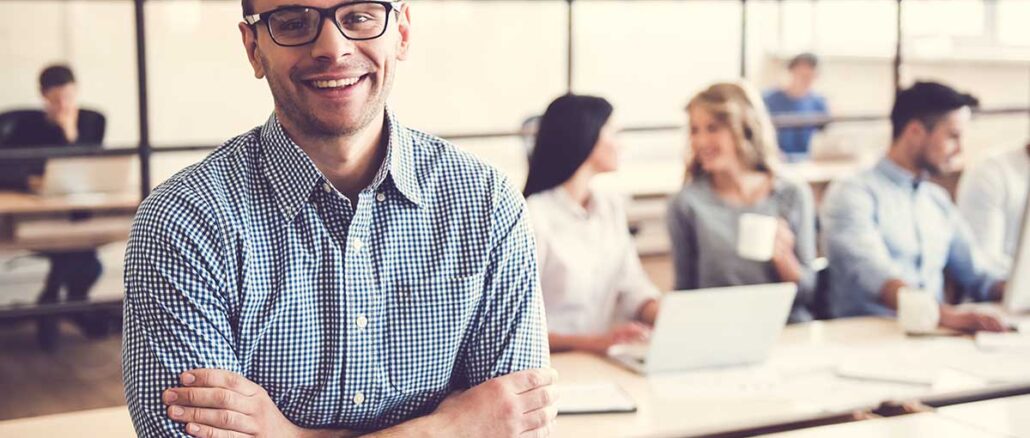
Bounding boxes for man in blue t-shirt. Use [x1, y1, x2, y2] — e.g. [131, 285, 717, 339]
[763, 53, 830, 161]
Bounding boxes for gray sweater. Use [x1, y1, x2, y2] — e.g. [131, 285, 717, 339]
[666, 175, 817, 323]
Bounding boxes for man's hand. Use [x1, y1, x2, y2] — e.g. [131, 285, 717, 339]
[163, 369, 334, 438]
[425, 368, 559, 438]
[939, 306, 1007, 333]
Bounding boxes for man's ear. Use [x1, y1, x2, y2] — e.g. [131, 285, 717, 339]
[239, 22, 266, 79]
[395, 4, 412, 61]
[901, 119, 928, 145]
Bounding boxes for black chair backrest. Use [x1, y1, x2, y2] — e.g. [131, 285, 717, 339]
[0, 109, 107, 148]
[0, 110, 44, 147]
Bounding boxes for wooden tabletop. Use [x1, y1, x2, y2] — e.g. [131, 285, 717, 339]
[0, 191, 139, 215]
[0, 407, 134, 438]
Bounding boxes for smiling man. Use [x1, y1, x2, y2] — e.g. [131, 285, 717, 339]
[122, 1, 553, 436]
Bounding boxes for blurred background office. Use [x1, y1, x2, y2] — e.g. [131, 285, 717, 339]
[0, 0, 1028, 426]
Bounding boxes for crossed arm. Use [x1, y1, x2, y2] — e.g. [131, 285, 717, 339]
[161, 368, 558, 438]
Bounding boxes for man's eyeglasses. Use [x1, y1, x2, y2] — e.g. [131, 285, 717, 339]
[244, 1, 403, 47]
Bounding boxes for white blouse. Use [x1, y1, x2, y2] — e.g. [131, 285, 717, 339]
[527, 187, 660, 336]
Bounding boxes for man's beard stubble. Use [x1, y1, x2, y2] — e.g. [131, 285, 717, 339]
[260, 54, 393, 140]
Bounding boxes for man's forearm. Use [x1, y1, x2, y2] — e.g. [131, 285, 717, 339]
[361, 415, 439, 438]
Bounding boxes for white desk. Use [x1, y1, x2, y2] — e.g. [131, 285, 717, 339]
[0, 406, 134, 438]
[938, 394, 1030, 438]
[762, 413, 1005, 438]
[552, 317, 1030, 437]
[3, 318, 1029, 438]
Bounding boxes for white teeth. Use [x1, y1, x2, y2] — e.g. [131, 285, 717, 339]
[312, 77, 361, 89]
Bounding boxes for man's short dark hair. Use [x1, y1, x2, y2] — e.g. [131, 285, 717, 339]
[242, 0, 254, 15]
[39, 64, 75, 92]
[788, 53, 818, 70]
[890, 81, 979, 140]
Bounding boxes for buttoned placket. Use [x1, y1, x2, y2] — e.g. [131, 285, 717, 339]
[340, 184, 387, 419]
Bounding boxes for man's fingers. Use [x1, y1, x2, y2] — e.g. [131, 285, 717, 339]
[507, 368, 559, 394]
[183, 369, 262, 396]
[165, 387, 255, 413]
[519, 385, 558, 414]
[520, 423, 553, 438]
[521, 405, 558, 434]
[184, 422, 254, 438]
[168, 406, 258, 435]
[979, 315, 1006, 332]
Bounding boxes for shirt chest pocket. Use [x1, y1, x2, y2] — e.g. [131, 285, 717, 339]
[383, 274, 484, 394]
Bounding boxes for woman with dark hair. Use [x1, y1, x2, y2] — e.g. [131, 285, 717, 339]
[525, 94, 660, 355]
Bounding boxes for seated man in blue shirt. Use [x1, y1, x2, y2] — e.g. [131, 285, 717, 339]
[763, 53, 830, 161]
[821, 81, 1007, 332]
[122, 1, 554, 437]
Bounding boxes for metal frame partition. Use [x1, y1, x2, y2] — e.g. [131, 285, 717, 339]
[0, 0, 1026, 184]
[0, 0, 1029, 322]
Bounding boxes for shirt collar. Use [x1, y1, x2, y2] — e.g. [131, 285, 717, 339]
[259, 111, 423, 222]
[875, 157, 925, 190]
[546, 186, 595, 220]
[383, 111, 423, 207]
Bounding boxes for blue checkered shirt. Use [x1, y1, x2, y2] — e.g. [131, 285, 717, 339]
[122, 112, 548, 436]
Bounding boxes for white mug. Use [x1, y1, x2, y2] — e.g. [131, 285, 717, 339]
[737, 213, 779, 262]
[898, 288, 940, 334]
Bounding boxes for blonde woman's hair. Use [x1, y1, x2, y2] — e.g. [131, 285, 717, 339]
[684, 81, 780, 181]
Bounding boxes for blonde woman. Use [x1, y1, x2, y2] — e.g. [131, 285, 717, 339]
[667, 82, 816, 323]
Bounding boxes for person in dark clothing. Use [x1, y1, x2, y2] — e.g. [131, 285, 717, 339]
[0, 65, 107, 348]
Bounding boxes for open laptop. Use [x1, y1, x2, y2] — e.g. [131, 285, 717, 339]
[36, 156, 135, 197]
[608, 283, 797, 375]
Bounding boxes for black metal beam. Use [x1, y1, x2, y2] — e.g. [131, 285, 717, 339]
[894, 0, 903, 91]
[4, 107, 1029, 160]
[740, 0, 748, 78]
[566, 0, 574, 93]
[134, 0, 152, 200]
[0, 300, 123, 322]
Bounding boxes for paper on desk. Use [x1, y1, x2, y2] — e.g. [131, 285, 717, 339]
[555, 383, 636, 415]
[976, 332, 1030, 352]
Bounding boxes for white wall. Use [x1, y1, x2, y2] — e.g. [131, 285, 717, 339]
[0, 1, 139, 147]
[1, 0, 1027, 188]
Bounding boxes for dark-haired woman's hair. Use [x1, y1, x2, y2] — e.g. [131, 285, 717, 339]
[523, 94, 613, 198]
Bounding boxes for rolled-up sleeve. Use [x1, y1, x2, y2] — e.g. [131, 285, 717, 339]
[614, 237, 660, 322]
[821, 179, 901, 301]
[460, 176, 548, 386]
[123, 186, 240, 438]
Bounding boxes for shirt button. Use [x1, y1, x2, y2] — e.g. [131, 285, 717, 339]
[323, 182, 333, 193]
[353, 391, 365, 405]
[351, 238, 363, 251]
[356, 315, 368, 329]
[376, 192, 386, 202]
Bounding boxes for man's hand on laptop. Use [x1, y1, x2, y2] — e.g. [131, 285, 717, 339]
[423, 368, 559, 438]
[939, 305, 1007, 333]
[162, 369, 354, 438]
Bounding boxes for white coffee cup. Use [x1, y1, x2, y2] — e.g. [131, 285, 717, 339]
[737, 213, 779, 262]
[898, 288, 940, 334]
